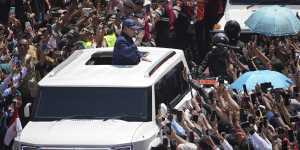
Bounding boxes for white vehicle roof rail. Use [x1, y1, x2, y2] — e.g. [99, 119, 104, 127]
[144, 51, 176, 77]
[49, 50, 83, 77]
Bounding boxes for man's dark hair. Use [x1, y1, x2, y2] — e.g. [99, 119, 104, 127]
[224, 20, 241, 41]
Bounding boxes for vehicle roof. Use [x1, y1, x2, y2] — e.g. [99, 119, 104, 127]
[38, 47, 186, 87]
[215, 5, 300, 31]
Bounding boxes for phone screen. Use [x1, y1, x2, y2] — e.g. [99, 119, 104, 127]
[9, 7, 15, 16]
[176, 111, 183, 123]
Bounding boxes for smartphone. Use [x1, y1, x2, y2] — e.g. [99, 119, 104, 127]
[25, 21, 33, 32]
[293, 86, 299, 97]
[261, 82, 273, 93]
[176, 111, 183, 123]
[210, 111, 217, 122]
[243, 84, 248, 95]
[233, 89, 238, 94]
[192, 115, 199, 122]
[288, 130, 295, 142]
[9, 7, 15, 17]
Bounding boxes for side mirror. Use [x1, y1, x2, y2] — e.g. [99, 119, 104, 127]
[24, 103, 32, 118]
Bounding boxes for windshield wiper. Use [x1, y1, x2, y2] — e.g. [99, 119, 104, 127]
[103, 114, 144, 121]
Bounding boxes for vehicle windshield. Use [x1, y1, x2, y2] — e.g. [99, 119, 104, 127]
[230, 0, 300, 5]
[33, 87, 152, 121]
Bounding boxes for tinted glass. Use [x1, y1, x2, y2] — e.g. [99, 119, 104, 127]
[154, 62, 189, 110]
[34, 87, 152, 121]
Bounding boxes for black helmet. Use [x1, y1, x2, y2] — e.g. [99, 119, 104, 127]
[212, 33, 229, 45]
[224, 20, 241, 40]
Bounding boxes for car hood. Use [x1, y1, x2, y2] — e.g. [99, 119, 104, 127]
[216, 5, 300, 31]
[19, 120, 144, 146]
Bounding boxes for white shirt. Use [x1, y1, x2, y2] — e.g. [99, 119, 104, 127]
[249, 132, 272, 150]
[221, 139, 233, 150]
[177, 142, 197, 150]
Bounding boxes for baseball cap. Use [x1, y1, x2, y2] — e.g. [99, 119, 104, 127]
[123, 18, 141, 30]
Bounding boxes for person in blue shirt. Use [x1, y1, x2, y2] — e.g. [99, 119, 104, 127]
[112, 18, 148, 65]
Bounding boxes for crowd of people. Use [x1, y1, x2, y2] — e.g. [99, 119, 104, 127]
[153, 21, 300, 150]
[0, 0, 299, 149]
[0, 0, 225, 149]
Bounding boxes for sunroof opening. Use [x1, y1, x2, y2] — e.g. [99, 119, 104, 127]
[86, 52, 113, 65]
[86, 51, 149, 65]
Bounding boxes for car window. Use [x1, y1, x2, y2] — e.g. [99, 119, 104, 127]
[33, 87, 152, 121]
[154, 62, 189, 112]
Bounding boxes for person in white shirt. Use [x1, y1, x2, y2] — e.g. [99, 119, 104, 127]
[249, 131, 272, 150]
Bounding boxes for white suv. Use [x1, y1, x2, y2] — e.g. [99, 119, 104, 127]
[13, 47, 193, 150]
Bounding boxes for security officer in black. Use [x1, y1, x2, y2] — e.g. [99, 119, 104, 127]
[224, 20, 255, 71]
[196, 33, 230, 78]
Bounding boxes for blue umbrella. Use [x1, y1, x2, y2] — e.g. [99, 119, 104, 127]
[245, 5, 300, 36]
[230, 70, 293, 92]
